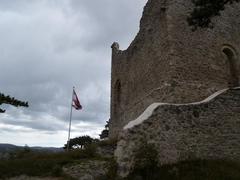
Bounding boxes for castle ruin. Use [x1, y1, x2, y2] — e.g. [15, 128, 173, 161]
[109, 0, 240, 138]
[108, 0, 240, 177]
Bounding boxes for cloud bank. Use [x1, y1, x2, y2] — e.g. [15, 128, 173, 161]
[0, 0, 147, 147]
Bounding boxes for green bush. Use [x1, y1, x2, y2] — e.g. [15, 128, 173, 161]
[127, 143, 160, 180]
[98, 158, 118, 180]
[125, 143, 240, 180]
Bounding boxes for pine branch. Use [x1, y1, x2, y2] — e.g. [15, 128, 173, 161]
[0, 92, 28, 113]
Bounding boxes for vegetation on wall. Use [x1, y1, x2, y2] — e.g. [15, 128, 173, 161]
[125, 143, 240, 180]
[126, 143, 160, 180]
[188, 0, 240, 29]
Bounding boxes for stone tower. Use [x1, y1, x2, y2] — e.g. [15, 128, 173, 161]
[109, 0, 240, 138]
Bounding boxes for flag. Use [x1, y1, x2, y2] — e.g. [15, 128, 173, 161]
[72, 89, 82, 110]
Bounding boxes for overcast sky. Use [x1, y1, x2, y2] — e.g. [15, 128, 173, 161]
[0, 0, 147, 147]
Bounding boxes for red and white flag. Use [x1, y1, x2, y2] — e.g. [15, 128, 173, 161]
[72, 89, 82, 110]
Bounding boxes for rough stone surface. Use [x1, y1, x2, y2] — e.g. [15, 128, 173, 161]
[96, 145, 115, 159]
[115, 88, 240, 177]
[63, 160, 108, 180]
[109, 0, 240, 138]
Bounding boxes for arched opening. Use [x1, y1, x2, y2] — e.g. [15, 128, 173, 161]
[222, 46, 239, 87]
[113, 80, 121, 118]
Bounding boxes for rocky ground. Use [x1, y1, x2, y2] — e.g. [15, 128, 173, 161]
[63, 160, 108, 180]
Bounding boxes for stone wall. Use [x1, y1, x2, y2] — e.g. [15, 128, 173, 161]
[115, 88, 240, 177]
[109, 0, 240, 138]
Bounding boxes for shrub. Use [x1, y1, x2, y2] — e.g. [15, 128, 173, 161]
[127, 143, 160, 180]
[125, 142, 240, 180]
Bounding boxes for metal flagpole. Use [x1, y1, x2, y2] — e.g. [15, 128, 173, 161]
[67, 87, 74, 151]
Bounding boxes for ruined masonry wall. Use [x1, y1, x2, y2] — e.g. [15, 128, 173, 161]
[115, 88, 240, 177]
[109, 0, 240, 138]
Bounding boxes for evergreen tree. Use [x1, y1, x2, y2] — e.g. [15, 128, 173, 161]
[99, 120, 109, 140]
[0, 93, 28, 113]
[64, 135, 97, 150]
[188, 0, 239, 29]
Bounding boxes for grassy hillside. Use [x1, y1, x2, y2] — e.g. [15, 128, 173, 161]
[0, 145, 97, 179]
[0, 141, 239, 180]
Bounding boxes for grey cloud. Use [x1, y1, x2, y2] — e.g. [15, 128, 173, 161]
[0, 0, 147, 145]
[69, 0, 147, 50]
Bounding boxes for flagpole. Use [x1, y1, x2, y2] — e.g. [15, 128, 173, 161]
[67, 87, 74, 151]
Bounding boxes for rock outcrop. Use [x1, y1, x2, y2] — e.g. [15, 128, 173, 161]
[63, 160, 109, 180]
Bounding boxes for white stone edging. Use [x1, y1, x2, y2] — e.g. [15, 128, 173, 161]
[123, 87, 239, 130]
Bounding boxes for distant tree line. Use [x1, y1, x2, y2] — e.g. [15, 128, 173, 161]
[0, 93, 28, 113]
